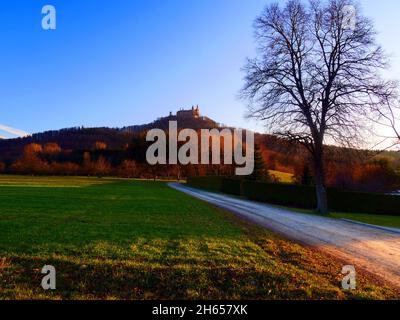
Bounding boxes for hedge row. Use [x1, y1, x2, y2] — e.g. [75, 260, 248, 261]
[187, 176, 223, 192]
[186, 176, 242, 195]
[241, 180, 317, 208]
[187, 176, 400, 216]
[328, 190, 400, 216]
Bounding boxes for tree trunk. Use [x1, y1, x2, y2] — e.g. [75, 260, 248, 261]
[313, 154, 328, 214]
[315, 177, 328, 214]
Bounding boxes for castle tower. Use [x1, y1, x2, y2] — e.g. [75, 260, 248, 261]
[194, 105, 200, 118]
[176, 105, 200, 119]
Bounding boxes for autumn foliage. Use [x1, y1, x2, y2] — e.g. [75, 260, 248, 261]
[1, 133, 399, 193]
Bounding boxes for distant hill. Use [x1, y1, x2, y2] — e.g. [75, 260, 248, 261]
[0, 107, 223, 164]
[0, 106, 398, 185]
[0, 127, 131, 165]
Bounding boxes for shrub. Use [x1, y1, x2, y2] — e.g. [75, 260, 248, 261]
[328, 190, 400, 216]
[187, 176, 223, 192]
[187, 176, 243, 195]
[241, 180, 317, 208]
[221, 178, 242, 196]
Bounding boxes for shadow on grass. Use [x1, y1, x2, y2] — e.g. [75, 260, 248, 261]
[2, 226, 399, 300]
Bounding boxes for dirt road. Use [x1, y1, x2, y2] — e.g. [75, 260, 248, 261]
[169, 183, 400, 289]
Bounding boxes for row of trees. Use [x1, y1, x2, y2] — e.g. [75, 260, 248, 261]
[294, 159, 399, 193]
[0, 142, 238, 179]
[1, 139, 397, 193]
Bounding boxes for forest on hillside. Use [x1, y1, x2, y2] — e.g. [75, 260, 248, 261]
[0, 126, 398, 193]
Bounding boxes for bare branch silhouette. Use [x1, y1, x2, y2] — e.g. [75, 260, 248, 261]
[241, 0, 397, 213]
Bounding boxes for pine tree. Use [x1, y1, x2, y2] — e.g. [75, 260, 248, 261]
[249, 144, 270, 181]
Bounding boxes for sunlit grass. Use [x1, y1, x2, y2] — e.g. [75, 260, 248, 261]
[269, 170, 294, 184]
[0, 175, 117, 187]
[0, 176, 397, 299]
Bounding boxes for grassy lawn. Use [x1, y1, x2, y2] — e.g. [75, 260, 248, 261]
[271, 204, 400, 229]
[330, 212, 400, 229]
[0, 175, 397, 300]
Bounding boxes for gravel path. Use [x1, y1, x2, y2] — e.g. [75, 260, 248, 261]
[169, 183, 400, 289]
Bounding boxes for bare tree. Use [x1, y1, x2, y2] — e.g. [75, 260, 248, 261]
[375, 99, 400, 148]
[241, 0, 397, 213]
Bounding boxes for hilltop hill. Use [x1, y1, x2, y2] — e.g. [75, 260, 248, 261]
[121, 106, 220, 133]
[0, 107, 222, 164]
[0, 106, 398, 194]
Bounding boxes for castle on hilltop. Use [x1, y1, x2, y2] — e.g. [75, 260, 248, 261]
[170, 105, 200, 119]
[122, 105, 220, 133]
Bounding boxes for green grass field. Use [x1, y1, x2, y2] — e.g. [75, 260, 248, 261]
[0, 175, 397, 300]
[275, 204, 400, 229]
[330, 212, 400, 229]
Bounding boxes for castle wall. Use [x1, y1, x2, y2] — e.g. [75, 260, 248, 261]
[176, 107, 200, 119]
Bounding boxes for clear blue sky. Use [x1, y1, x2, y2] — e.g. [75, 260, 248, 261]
[1, 0, 400, 137]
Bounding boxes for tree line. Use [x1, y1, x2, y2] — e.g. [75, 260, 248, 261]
[0, 131, 398, 193]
